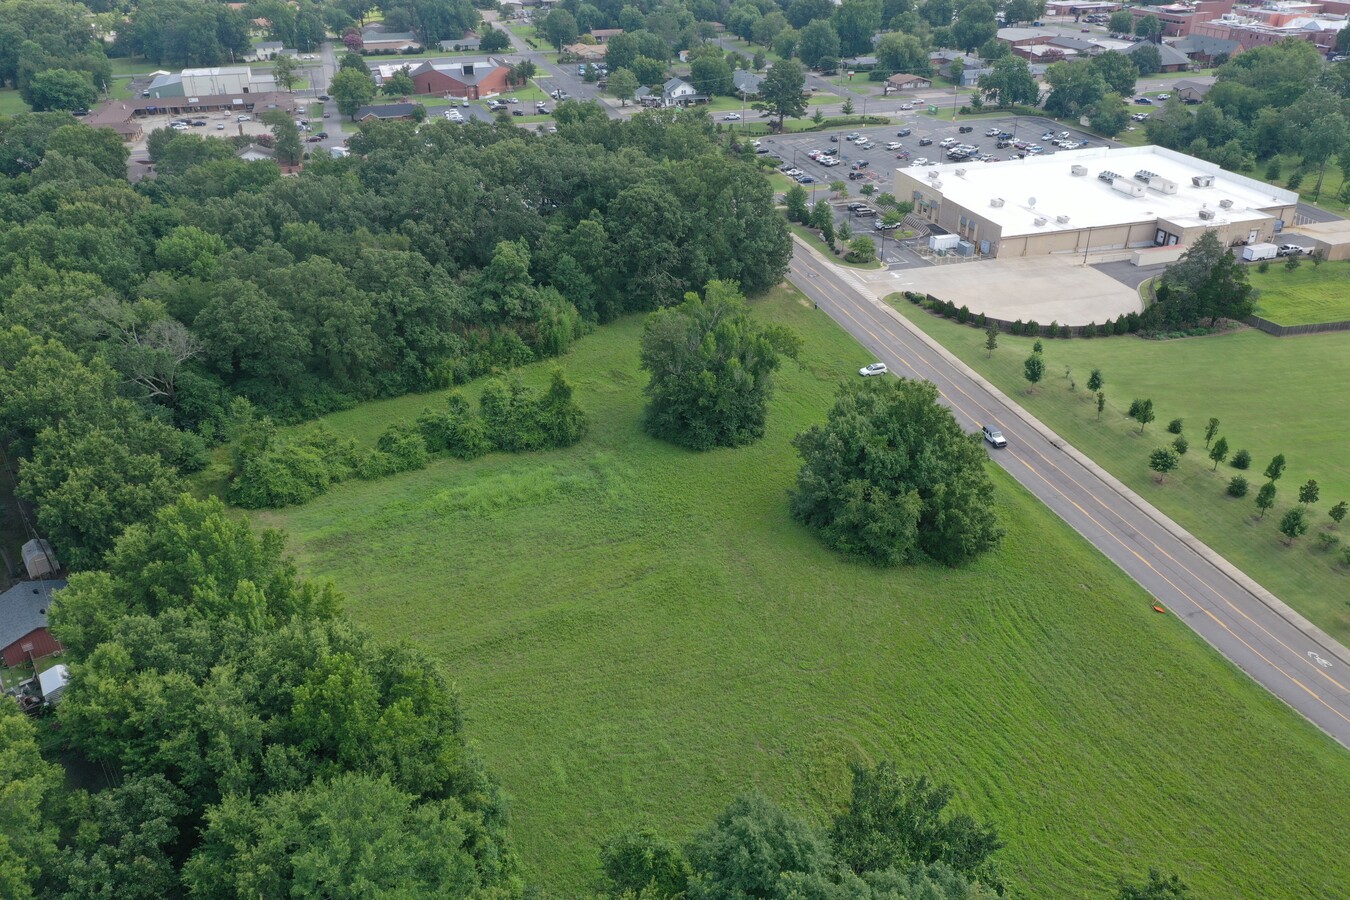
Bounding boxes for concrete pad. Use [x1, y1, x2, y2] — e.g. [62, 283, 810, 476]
[846, 254, 1144, 325]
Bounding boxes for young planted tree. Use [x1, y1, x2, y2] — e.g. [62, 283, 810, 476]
[1255, 482, 1277, 518]
[1227, 476, 1249, 498]
[1203, 417, 1220, 448]
[1129, 398, 1154, 433]
[1087, 368, 1104, 392]
[1299, 479, 1320, 507]
[1166, 417, 1184, 435]
[1263, 453, 1286, 483]
[639, 280, 796, 451]
[1329, 500, 1348, 526]
[1149, 447, 1179, 483]
[1023, 353, 1044, 391]
[1172, 435, 1188, 456]
[607, 68, 639, 105]
[273, 54, 299, 92]
[1208, 436, 1229, 471]
[984, 324, 998, 358]
[1096, 391, 1106, 420]
[1231, 448, 1251, 470]
[1278, 507, 1309, 545]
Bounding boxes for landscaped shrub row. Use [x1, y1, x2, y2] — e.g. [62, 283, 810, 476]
[229, 372, 587, 508]
[900, 292, 1142, 337]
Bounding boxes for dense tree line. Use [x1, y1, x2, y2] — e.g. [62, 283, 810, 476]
[0, 105, 787, 564]
[0, 0, 113, 111]
[598, 763, 1006, 898]
[0, 495, 521, 898]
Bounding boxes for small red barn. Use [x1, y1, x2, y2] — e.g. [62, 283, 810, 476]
[0, 580, 66, 668]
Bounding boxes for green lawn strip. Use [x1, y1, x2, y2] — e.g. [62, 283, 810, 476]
[888, 300, 1350, 641]
[0, 89, 31, 115]
[255, 287, 1350, 897]
[109, 57, 165, 76]
[787, 223, 881, 268]
[1249, 260, 1350, 325]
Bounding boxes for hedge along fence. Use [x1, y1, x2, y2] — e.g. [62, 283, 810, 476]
[1245, 315, 1350, 337]
[898, 291, 1143, 338]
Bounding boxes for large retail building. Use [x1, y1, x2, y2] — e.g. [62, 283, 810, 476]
[895, 145, 1298, 259]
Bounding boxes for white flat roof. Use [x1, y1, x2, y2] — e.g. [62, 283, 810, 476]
[902, 145, 1297, 238]
[181, 66, 252, 77]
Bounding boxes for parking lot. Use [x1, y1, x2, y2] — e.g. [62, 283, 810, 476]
[759, 115, 1115, 203]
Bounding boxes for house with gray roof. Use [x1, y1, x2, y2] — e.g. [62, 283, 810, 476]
[0, 580, 66, 667]
[636, 77, 705, 107]
[354, 102, 424, 120]
[732, 69, 764, 97]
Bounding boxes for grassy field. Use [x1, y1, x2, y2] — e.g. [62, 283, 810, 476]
[0, 89, 30, 115]
[889, 302, 1350, 641]
[253, 287, 1350, 897]
[1249, 259, 1350, 325]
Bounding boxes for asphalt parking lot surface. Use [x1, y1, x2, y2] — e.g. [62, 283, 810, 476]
[760, 115, 1117, 203]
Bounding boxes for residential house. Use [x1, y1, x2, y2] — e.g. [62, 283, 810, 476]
[1169, 33, 1241, 65]
[0, 580, 66, 668]
[248, 41, 285, 61]
[1173, 77, 1216, 103]
[636, 77, 704, 107]
[842, 55, 879, 70]
[236, 143, 276, 161]
[885, 73, 933, 92]
[440, 37, 482, 51]
[589, 28, 624, 42]
[563, 43, 607, 61]
[732, 69, 764, 97]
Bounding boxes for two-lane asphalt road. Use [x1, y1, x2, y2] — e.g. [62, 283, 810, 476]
[787, 242, 1350, 749]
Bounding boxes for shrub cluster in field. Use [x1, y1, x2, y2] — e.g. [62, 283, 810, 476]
[228, 372, 586, 508]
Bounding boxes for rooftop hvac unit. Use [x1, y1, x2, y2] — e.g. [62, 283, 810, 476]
[1056, 214, 1070, 224]
[1111, 178, 1146, 198]
[956, 241, 976, 257]
[1198, 208, 1215, 220]
[1192, 174, 1214, 187]
[927, 170, 941, 179]
[990, 197, 1005, 207]
[1071, 165, 1088, 176]
[954, 168, 967, 176]
[1146, 176, 1179, 195]
[1034, 216, 1048, 226]
[1219, 198, 1234, 209]
[1134, 169, 1158, 182]
[1098, 170, 1118, 183]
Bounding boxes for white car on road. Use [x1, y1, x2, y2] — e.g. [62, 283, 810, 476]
[859, 362, 888, 377]
[724, 113, 741, 120]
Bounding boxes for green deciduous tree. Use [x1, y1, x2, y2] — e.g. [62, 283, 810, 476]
[1328, 500, 1347, 525]
[1043, 60, 1105, 118]
[22, 68, 96, 111]
[831, 763, 1004, 885]
[1091, 51, 1137, 96]
[1263, 453, 1286, 483]
[1130, 398, 1155, 433]
[1023, 352, 1044, 390]
[984, 324, 998, 357]
[600, 828, 692, 898]
[686, 794, 834, 898]
[480, 26, 510, 52]
[790, 378, 1003, 566]
[1134, 14, 1163, 43]
[798, 18, 841, 69]
[1089, 92, 1131, 138]
[640, 280, 793, 450]
[1108, 10, 1135, 34]
[183, 773, 486, 897]
[330, 66, 376, 119]
[1298, 479, 1319, 507]
[608, 67, 639, 105]
[754, 59, 808, 129]
[1149, 446, 1179, 482]
[978, 55, 1037, 107]
[1208, 436, 1229, 470]
[381, 64, 416, 97]
[0, 699, 61, 900]
[1203, 417, 1220, 447]
[1278, 506, 1309, 545]
[833, 0, 884, 57]
[1087, 368, 1104, 392]
[1255, 481, 1277, 518]
[542, 7, 579, 50]
[272, 53, 298, 91]
[1096, 391, 1106, 420]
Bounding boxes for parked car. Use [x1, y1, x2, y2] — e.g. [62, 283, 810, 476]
[918, 137, 932, 146]
[845, 132, 860, 140]
[985, 127, 1001, 136]
[1277, 244, 1307, 256]
[306, 135, 322, 142]
[1135, 96, 1153, 104]
[886, 141, 902, 150]
[897, 128, 912, 136]
[958, 125, 973, 133]
[851, 160, 869, 169]
[1157, 93, 1170, 100]
[912, 157, 929, 165]
[859, 362, 888, 377]
[981, 425, 1007, 448]
[847, 202, 869, 211]
[830, 135, 840, 142]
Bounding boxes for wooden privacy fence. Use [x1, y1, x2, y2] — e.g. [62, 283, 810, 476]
[1244, 316, 1350, 337]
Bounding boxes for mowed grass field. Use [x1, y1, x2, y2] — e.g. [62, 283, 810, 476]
[890, 302, 1350, 642]
[254, 288, 1350, 896]
[1249, 259, 1350, 325]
